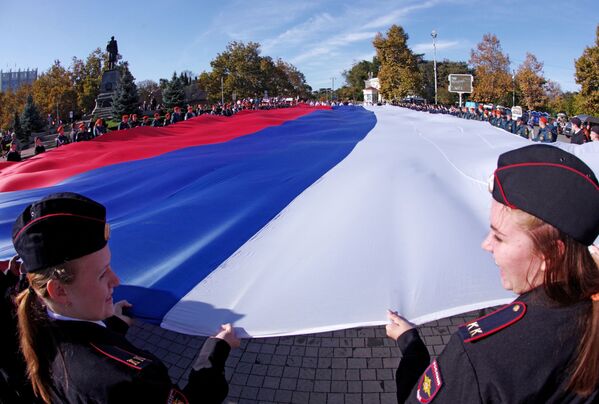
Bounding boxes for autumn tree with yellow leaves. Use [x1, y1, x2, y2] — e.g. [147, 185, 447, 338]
[373, 25, 422, 101]
[469, 33, 512, 104]
[515, 53, 547, 110]
[574, 24, 599, 116]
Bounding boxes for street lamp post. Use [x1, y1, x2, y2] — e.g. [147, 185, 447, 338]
[431, 30, 438, 105]
[512, 70, 516, 107]
[221, 76, 224, 105]
[331, 77, 335, 103]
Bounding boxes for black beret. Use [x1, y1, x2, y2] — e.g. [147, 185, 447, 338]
[12, 192, 108, 273]
[491, 145, 599, 245]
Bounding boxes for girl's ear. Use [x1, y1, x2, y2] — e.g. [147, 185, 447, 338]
[46, 279, 69, 305]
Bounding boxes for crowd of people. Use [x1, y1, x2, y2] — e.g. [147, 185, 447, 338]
[0, 90, 599, 402]
[396, 102, 599, 144]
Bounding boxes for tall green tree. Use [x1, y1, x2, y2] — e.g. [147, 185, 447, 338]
[469, 33, 512, 104]
[574, 24, 599, 115]
[198, 41, 310, 103]
[419, 59, 472, 104]
[111, 64, 140, 116]
[20, 94, 45, 138]
[162, 72, 186, 108]
[71, 48, 106, 115]
[12, 112, 25, 144]
[373, 25, 422, 101]
[342, 57, 380, 101]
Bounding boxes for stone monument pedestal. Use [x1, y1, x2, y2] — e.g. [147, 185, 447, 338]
[91, 69, 121, 119]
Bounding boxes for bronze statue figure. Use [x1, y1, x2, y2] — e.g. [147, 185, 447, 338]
[106, 36, 119, 70]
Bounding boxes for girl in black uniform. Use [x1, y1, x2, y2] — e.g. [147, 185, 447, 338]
[13, 192, 239, 403]
[387, 145, 599, 403]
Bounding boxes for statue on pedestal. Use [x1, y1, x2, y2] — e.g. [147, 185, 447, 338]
[106, 36, 119, 70]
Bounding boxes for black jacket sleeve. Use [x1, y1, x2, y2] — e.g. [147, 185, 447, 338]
[395, 329, 431, 403]
[104, 315, 130, 336]
[183, 338, 231, 404]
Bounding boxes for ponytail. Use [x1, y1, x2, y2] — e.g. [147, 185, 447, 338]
[16, 265, 77, 404]
[568, 301, 599, 396]
[16, 288, 52, 403]
[508, 208, 599, 397]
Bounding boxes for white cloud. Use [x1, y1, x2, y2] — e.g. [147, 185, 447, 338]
[362, 0, 439, 29]
[412, 40, 460, 53]
[262, 13, 336, 52]
[290, 31, 376, 64]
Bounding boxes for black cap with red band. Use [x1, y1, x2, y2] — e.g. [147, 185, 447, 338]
[491, 144, 599, 246]
[12, 192, 109, 273]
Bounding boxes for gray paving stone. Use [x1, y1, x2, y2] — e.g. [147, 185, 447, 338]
[315, 368, 332, 380]
[263, 376, 281, 389]
[283, 367, 300, 378]
[257, 387, 276, 401]
[380, 392, 397, 404]
[246, 374, 264, 387]
[299, 368, 316, 379]
[362, 392, 381, 404]
[328, 392, 345, 404]
[331, 358, 347, 369]
[331, 380, 348, 393]
[275, 390, 297, 403]
[362, 380, 384, 393]
[127, 308, 488, 403]
[309, 392, 327, 403]
[266, 365, 284, 377]
[290, 391, 309, 403]
[296, 379, 315, 392]
[280, 377, 298, 390]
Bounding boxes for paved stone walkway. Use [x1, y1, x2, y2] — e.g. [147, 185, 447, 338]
[128, 308, 490, 403]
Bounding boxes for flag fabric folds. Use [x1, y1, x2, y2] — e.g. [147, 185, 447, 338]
[1, 105, 598, 337]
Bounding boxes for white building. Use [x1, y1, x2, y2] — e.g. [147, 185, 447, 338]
[363, 77, 382, 105]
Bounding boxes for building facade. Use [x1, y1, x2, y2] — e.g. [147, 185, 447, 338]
[363, 77, 382, 105]
[0, 69, 37, 92]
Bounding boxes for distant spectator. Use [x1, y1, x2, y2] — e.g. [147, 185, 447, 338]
[185, 106, 196, 120]
[536, 117, 552, 142]
[151, 112, 162, 127]
[130, 114, 140, 128]
[1, 131, 11, 156]
[163, 112, 171, 127]
[590, 125, 599, 142]
[93, 119, 106, 138]
[503, 111, 515, 133]
[171, 106, 183, 124]
[141, 115, 150, 126]
[55, 125, 70, 147]
[582, 120, 592, 141]
[570, 117, 586, 145]
[73, 123, 88, 142]
[117, 115, 131, 131]
[514, 117, 529, 139]
[5, 143, 21, 162]
[34, 136, 46, 155]
[10, 133, 20, 152]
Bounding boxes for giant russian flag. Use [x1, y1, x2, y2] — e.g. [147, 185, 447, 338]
[1, 105, 597, 337]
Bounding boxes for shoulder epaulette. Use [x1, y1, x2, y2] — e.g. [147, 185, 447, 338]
[458, 302, 526, 343]
[90, 342, 152, 370]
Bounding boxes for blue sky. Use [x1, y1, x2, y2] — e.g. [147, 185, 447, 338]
[1, 0, 597, 92]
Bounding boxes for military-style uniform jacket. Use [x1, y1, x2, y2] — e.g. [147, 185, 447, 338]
[396, 288, 597, 403]
[514, 124, 529, 139]
[45, 317, 231, 403]
[0, 269, 34, 403]
[117, 121, 131, 131]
